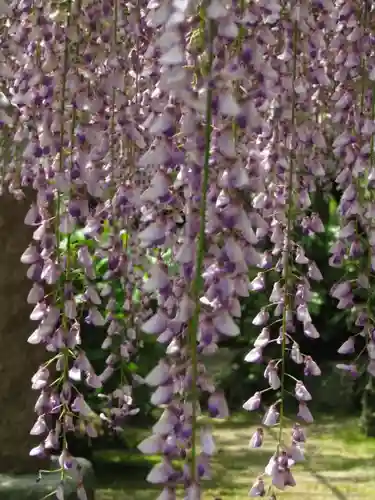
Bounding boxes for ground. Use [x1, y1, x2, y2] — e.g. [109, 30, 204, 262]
[93, 413, 375, 500]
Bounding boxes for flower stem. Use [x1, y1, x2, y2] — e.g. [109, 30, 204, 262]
[277, 20, 298, 450]
[362, 81, 375, 436]
[232, 0, 245, 142]
[188, 16, 214, 483]
[56, 0, 73, 481]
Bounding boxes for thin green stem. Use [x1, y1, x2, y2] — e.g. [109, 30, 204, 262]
[352, 1, 369, 249]
[371, 86, 375, 166]
[65, 0, 81, 287]
[232, 0, 245, 143]
[357, 0, 372, 350]
[55, 0, 73, 266]
[277, 20, 298, 450]
[109, 0, 129, 389]
[365, 86, 375, 335]
[359, 5, 368, 111]
[56, 0, 73, 481]
[188, 17, 214, 483]
[361, 81, 375, 435]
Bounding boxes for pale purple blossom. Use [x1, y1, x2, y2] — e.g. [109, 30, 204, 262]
[1, 0, 375, 497]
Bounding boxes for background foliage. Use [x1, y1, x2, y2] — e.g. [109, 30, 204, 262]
[64, 189, 375, 463]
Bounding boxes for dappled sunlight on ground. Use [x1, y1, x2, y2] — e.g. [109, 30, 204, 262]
[95, 415, 375, 500]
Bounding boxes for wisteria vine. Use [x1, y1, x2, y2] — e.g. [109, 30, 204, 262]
[0, 0, 375, 498]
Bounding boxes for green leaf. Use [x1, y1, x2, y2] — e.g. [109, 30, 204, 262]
[127, 362, 138, 372]
[96, 258, 109, 274]
[133, 288, 141, 303]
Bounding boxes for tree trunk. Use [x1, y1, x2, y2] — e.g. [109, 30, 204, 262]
[0, 193, 47, 473]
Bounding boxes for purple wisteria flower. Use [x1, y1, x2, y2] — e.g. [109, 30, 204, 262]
[0, 0, 374, 498]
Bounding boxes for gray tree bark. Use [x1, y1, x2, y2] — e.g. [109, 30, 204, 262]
[0, 193, 47, 473]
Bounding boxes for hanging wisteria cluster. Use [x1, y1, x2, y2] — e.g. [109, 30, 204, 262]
[0, 0, 375, 497]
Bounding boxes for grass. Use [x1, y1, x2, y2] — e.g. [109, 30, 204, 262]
[92, 413, 375, 500]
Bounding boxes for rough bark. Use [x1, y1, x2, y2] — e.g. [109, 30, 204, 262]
[0, 193, 47, 473]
